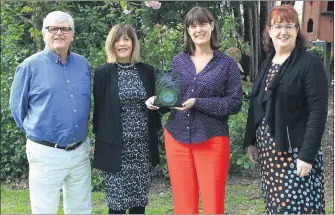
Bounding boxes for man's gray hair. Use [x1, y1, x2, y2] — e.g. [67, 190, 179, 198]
[42, 11, 75, 34]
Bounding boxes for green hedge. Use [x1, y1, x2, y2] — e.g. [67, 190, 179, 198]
[1, 2, 254, 191]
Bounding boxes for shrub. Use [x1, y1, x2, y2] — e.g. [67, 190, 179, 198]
[1, 2, 254, 190]
[1, 15, 31, 181]
[140, 24, 184, 70]
[228, 101, 255, 172]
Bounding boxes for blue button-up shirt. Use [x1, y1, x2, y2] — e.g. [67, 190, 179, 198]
[165, 50, 242, 143]
[10, 48, 91, 146]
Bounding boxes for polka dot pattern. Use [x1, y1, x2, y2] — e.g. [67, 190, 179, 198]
[256, 64, 325, 214]
[165, 50, 243, 143]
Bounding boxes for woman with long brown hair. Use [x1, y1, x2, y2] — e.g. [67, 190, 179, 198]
[146, 6, 242, 214]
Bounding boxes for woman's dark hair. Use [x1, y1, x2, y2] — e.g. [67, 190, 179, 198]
[184, 6, 220, 54]
[263, 4, 309, 53]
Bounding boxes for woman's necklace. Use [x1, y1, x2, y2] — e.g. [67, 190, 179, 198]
[115, 61, 134, 68]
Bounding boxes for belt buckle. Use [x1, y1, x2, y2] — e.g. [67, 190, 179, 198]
[64, 145, 71, 151]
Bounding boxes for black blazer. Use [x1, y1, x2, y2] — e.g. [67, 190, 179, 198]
[244, 48, 328, 164]
[92, 62, 161, 173]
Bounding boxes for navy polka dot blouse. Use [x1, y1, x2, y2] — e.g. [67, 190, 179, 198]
[165, 50, 243, 143]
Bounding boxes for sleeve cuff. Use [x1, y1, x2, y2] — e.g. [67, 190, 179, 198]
[297, 153, 315, 165]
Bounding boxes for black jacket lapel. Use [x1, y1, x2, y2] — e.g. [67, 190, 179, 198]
[252, 55, 273, 95]
[108, 63, 122, 144]
[108, 63, 120, 105]
[136, 63, 152, 97]
[263, 47, 300, 102]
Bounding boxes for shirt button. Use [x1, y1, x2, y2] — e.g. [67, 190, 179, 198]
[191, 89, 194, 92]
[187, 114, 190, 117]
[75, 125, 78, 128]
[186, 127, 189, 129]
[70, 95, 74, 97]
[194, 77, 196, 80]
[73, 110, 77, 112]
[67, 80, 70, 83]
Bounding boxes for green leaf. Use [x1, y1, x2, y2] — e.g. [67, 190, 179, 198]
[244, 163, 251, 169]
[119, 0, 127, 10]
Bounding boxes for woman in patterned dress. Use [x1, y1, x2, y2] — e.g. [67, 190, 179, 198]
[92, 24, 161, 214]
[244, 5, 328, 214]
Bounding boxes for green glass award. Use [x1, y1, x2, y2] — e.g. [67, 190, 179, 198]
[154, 70, 182, 107]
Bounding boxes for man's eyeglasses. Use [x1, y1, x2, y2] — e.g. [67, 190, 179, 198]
[270, 24, 297, 32]
[45, 26, 72, 34]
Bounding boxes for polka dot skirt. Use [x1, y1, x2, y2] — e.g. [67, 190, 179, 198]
[256, 63, 325, 214]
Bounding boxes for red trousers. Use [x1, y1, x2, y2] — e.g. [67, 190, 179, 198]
[164, 129, 230, 214]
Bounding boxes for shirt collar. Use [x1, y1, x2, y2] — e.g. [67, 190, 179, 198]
[213, 49, 221, 58]
[43, 47, 72, 63]
[185, 49, 222, 59]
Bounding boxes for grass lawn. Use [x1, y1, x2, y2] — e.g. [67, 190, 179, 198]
[1, 179, 333, 214]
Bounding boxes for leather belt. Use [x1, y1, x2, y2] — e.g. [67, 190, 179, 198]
[28, 137, 84, 151]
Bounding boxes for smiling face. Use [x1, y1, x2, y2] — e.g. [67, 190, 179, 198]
[43, 21, 74, 54]
[268, 20, 298, 51]
[114, 34, 133, 63]
[187, 21, 213, 47]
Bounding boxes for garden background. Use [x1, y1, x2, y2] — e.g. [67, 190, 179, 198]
[1, 0, 333, 214]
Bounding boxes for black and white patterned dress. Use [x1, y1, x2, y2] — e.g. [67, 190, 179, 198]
[104, 63, 152, 210]
[256, 63, 325, 214]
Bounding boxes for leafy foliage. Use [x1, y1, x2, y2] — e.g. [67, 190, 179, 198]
[228, 102, 254, 172]
[1, 3, 32, 181]
[1, 1, 253, 190]
[140, 24, 183, 69]
[308, 44, 334, 62]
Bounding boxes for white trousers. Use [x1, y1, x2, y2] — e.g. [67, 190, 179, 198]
[26, 138, 92, 214]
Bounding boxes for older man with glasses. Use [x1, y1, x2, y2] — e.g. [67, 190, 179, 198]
[10, 11, 92, 214]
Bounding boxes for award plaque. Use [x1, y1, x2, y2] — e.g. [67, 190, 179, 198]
[154, 70, 182, 107]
